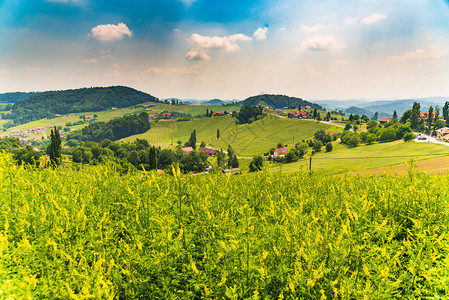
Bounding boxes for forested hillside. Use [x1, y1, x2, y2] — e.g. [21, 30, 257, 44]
[8, 86, 158, 124]
[0, 92, 39, 103]
[242, 94, 322, 109]
[67, 112, 150, 142]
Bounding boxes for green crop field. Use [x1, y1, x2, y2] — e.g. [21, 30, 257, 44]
[1, 152, 449, 298]
[123, 115, 339, 156]
[270, 140, 449, 173]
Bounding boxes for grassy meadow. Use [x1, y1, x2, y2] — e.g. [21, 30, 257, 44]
[123, 114, 340, 156]
[1, 152, 449, 298]
[270, 140, 449, 173]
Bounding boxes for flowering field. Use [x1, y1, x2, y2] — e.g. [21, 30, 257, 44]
[1, 152, 448, 299]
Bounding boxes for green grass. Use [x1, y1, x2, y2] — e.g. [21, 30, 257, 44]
[2, 152, 449, 298]
[270, 140, 449, 173]
[123, 114, 340, 156]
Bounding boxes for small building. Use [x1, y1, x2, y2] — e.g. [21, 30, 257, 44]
[379, 117, 393, 125]
[162, 112, 173, 119]
[436, 127, 449, 140]
[110, 107, 118, 110]
[182, 147, 194, 154]
[273, 147, 289, 157]
[10, 130, 20, 136]
[222, 168, 240, 175]
[420, 111, 437, 119]
[199, 146, 219, 156]
[148, 115, 155, 121]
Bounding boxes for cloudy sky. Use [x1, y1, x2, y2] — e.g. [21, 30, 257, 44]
[1, 0, 449, 100]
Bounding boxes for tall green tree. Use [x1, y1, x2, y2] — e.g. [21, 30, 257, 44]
[410, 102, 421, 130]
[227, 145, 239, 168]
[443, 101, 449, 126]
[249, 156, 263, 172]
[393, 110, 398, 121]
[372, 112, 378, 121]
[217, 129, 220, 139]
[48, 126, 61, 167]
[427, 106, 434, 126]
[189, 130, 197, 150]
[149, 146, 158, 170]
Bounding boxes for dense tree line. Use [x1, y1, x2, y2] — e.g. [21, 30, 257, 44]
[0, 137, 21, 152]
[67, 112, 150, 142]
[70, 139, 211, 174]
[9, 86, 159, 124]
[340, 120, 413, 147]
[242, 94, 322, 110]
[234, 106, 265, 124]
[0, 92, 39, 103]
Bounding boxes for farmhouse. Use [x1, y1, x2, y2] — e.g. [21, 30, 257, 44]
[10, 130, 21, 136]
[148, 115, 155, 121]
[420, 111, 437, 119]
[182, 147, 194, 154]
[379, 117, 392, 125]
[162, 112, 173, 119]
[436, 127, 449, 140]
[199, 146, 219, 156]
[212, 111, 223, 116]
[273, 147, 289, 157]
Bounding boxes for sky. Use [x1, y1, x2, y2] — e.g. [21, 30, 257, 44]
[1, 0, 449, 101]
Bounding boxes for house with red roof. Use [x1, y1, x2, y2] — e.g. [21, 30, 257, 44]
[273, 147, 289, 157]
[379, 117, 392, 125]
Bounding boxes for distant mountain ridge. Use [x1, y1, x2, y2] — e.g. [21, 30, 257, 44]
[9, 86, 159, 124]
[242, 94, 322, 110]
[0, 92, 39, 103]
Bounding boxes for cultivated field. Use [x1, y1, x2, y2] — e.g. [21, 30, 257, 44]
[270, 140, 449, 173]
[1, 152, 448, 298]
[123, 115, 340, 156]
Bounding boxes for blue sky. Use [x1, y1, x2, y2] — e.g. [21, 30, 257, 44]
[1, 0, 449, 100]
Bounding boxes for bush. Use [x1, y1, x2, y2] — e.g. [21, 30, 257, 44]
[403, 132, 416, 142]
[249, 155, 264, 172]
[313, 140, 323, 152]
[325, 142, 333, 152]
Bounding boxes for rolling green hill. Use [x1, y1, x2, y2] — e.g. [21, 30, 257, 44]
[270, 140, 449, 173]
[122, 114, 338, 156]
[242, 94, 322, 110]
[0, 92, 39, 103]
[9, 86, 159, 124]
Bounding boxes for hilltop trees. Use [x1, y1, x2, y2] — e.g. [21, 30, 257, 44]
[235, 106, 265, 124]
[68, 112, 150, 142]
[249, 156, 263, 172]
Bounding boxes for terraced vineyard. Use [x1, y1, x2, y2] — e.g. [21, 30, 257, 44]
[1, 152, 449, 298]
[123, 115, 339, 156]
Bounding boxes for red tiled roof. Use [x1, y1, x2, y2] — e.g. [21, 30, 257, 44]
[275, 147, 289, 156]
[199, 147, 219, 156]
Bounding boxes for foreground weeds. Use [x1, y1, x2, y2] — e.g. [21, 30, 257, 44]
[1, 152, 449, 299]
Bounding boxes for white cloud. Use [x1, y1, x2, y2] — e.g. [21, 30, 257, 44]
[0, 69, 10, 75]
[344, 18, 359, 25]
[387, 49, 431, 62]
[25, 67, 40, 72]
[301, 35, 345, 52]
[186, 33, 252, 61]
[90, 23, 132, 41]
[185, 51, 210, 61]
[253, 27, 268, 41]
[345, 13, 387, 25]
[301, 24, 325, 32]
[142, 65, 200, 77]
[179, 0, 197, 5]
[362, 13, 387, 24]
[82, 58, 98, 64]
[111, 70, 123, 77]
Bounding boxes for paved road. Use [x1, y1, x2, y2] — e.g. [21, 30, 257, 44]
[414, 133, 449, 147]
